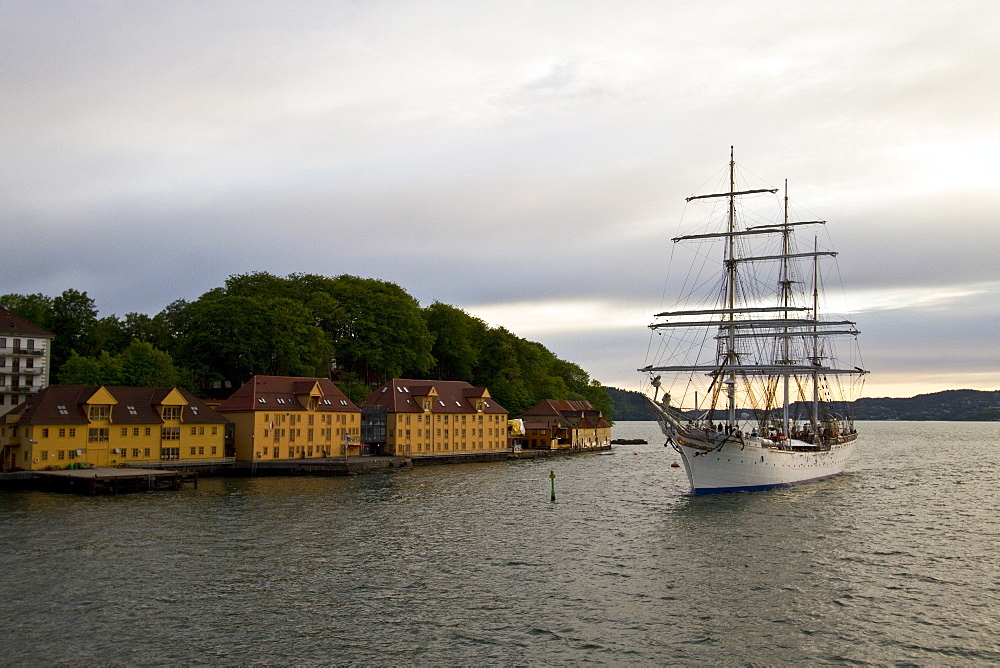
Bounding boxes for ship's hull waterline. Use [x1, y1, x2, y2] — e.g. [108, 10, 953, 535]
[672, 431, 858, 494]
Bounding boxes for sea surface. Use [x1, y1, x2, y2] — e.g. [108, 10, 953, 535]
[1, 421, 998, 666]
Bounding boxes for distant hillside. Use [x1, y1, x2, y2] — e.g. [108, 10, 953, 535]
[606, 387, 1000, 421]
[848, 390, 1000, 421]
[604, 387, 655, 421]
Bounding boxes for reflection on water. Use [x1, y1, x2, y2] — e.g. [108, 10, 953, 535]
[1, 421, 998, 665]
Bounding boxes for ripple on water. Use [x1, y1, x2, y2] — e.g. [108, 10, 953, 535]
[1, 421, 998, 665]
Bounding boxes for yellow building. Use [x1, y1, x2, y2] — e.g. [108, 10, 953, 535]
[216, 375, 361, 461]
[0, 385, 229, 471]
[361, 379, 509, 457]
[519, 399, 611, 451]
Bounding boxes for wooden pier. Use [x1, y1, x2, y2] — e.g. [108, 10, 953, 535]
[33, 467, 198, 495]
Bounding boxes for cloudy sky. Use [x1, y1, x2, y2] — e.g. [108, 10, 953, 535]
[3, 1, 997, 398]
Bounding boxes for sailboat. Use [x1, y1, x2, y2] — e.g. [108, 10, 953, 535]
[640, 148, 868, 494]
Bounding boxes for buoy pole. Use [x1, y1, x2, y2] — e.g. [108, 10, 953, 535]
[549, 470, 556, 502]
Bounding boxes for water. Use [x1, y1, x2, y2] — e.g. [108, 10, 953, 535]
[1, 421, 998, 666]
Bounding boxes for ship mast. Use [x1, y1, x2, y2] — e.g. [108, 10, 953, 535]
[781, 181, 791, 435]
[726, 147, 737, 428]
[812, 236, 821, 437]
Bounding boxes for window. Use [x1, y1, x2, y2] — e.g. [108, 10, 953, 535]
[211, 446, 217, 455]
[257, 397, 267, 404]
[162, 427, 180, 440]
[161, 447, 179, 460]
[57, 450, 65, 460]
[88, 428, 109, 442]
[68, 428, 76, 437]
[211, 426, 217, 435]
[191, 427, 197, 435]
[133, 428, 139, 436]
[126, 405, 138, 415]
[190, 406, 199, 415]
[41, 428, 49, 438]
[198, 427, 204, 435]
[162, 406, 181, 420]
[89, 405, 111, 420]
[59, 428, 66, 437]
[144, 448, 150, 457]
[121, 427, 128, 437]
[145, 427, 151, 436]
[190, 447, 196, 455]
[133, 449, 141, 458]
[57, 405, 69, 415]
[198, 446, 204, 455]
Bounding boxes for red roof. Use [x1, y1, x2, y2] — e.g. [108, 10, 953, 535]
[0, 307, 53, 338]
[362, 378, 507, 415]
[216, 375, 359, 413]
[519, 399, 611, 428]
[7, 385, 227, 425]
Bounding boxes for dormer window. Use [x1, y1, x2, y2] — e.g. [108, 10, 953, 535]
[161, 406, 181, 420]
[89, 405, 111, 420]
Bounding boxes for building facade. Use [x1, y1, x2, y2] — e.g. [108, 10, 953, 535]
[216, 375, 361, 461]
[361, 379, 508, 457]
[519, 399, 611, 451]
[0, 385, 229, 471]
[0, 307, 54, 418]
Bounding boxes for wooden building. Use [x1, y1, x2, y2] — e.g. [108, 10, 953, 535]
[0, 385, 228, 471]
[519, 399, 611, 451]
[216, 375, 361, 461]
[361, 379, 508, 457]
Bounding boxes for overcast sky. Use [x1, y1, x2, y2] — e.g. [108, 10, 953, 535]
[3, 1, 997, 398]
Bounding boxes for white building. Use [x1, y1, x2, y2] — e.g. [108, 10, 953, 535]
[0, 307, 54, 417]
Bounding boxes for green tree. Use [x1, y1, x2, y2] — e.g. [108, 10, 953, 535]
[119, 340, 182, 387]
[58, 350, 123, 385]
[0, 293, 53, 327]
[48, 289, 99, 368]
[423, 301, 485, 381]
[179, 294, 331, 386]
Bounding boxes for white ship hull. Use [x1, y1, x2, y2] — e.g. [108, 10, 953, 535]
[672, 431, 857, 494]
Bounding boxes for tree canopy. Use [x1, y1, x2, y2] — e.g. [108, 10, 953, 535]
[2, 273, 612, 419]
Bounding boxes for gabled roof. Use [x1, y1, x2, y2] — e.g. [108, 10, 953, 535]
[519, 399, 611, 428]
[362, 378, 507, 415]
[6, 385, 228, 425]
[216, 375, 359, 412]
[0, 307, 54, 338]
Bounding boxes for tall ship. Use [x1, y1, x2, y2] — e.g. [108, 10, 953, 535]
[641, 149, 868, 494]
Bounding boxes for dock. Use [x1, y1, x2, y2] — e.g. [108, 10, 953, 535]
[33, 467, 198, 495]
